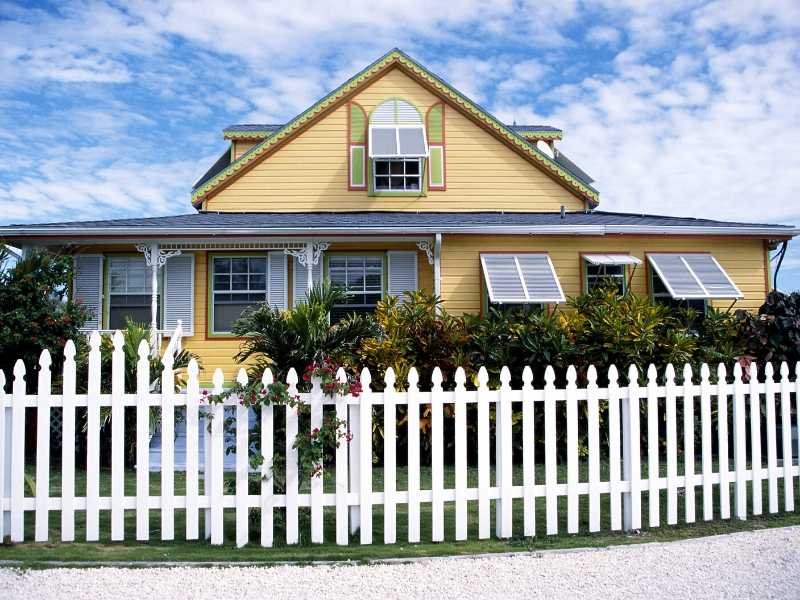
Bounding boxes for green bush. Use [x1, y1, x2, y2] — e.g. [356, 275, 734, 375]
[735, 290, 800, 368]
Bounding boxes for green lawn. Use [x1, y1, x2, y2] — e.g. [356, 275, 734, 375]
[2, 462, 799, 565]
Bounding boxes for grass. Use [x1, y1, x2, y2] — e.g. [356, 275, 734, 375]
[2, 461, 799, 566]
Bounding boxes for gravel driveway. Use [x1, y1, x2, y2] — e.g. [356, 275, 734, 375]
[2, 526, 798, 599]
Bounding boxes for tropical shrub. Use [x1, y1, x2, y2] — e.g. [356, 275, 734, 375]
[232, 283, 379, 381]
[0, 247, 91, 378]
[735, 291, 800, 368]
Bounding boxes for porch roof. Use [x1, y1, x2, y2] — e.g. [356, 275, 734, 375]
[1, 211, 796, 240]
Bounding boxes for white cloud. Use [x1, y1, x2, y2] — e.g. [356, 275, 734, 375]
[586, 25, 621, 46]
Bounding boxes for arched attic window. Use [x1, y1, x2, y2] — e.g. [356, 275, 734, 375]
[368, 99, 429, 193]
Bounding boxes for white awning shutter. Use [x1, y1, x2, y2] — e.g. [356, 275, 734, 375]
[292, 255, 322, 306]
[648, 253, 742, 299]
[164, 253, 194, 337]
[268, 251, 288, 310]
[583, 254, 642, 266]
[481, 254, 565, 303]
[387, 251, 418, 303]
[73, 255, 103, 331]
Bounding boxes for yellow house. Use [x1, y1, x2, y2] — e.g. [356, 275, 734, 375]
[2, 49, 796, 379]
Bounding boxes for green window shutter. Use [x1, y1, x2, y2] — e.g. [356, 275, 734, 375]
[348, 102, 367, 190]
[350, 146, 365, 188]
[350, 103, 366, 143]
[429, 146, 444, 189]
[427, 104, 443, 143]
[164, 253, 194, 337]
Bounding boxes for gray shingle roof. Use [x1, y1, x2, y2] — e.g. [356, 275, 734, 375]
[2, 211, 794, 237]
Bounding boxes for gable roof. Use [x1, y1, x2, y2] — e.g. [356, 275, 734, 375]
[191, 49, 600, 207]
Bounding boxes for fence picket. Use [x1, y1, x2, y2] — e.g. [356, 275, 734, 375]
[110, 332, 125, 541]
[497, 367, 513, 538]
[334, 368, 348, 545]
[261, 369, 275, 548]
[285, 368, 299, 545]
[407, 368, 421, 543]
[717, 364, 730, 519]
[135, 341, 150, 540]
[348, 373, 361, 537]
[235, 368, 249, 548]
[431, 367, 445, 542]
[521, 366, 536, 537]
[160, 345, 176, 541]
[358, 368, 373, 545]
[544, 366, 558, 535]
[86, 331, 101, 541]
[665, 364, 678, 525]
[699, 364, 713, 522]
[749, 363, 762, 516]
[10, 361, 25, 542]
[733, 363, 748, 519]
[310, 372, 324, 544]
[565, 366, 579, 535]
[34, 350, 52, 542]
[586, 366, 600, 533]
[454, 367, 468, 540]
[608, 365, 622, 531]
[383, 368, 397, 544]
[185, 359, 200, 540]
[779, 363, 794, 512]
[646, 364, 660, 528]
[477, 367, 491, 538]
[623, 365, 641, 531]
[682, 364, 696, 524]
[210, 368, 225, 545]
[0, 370, 6, 541]
[764, 363, 778, 513]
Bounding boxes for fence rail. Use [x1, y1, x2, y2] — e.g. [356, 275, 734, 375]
[1, 330, 798, 546]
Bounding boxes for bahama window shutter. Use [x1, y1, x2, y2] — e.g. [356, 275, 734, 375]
[387, 251, 418, 303]
[348, 102, 367, 189]
[293, 256, 322, 306]
[268, 251, 288, 309]
[426, 102, 446, 190]
[164, 253, 194, 336]
[73, 255, 103, 331]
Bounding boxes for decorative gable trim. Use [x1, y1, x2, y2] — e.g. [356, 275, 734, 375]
[191, 49, 600, 207]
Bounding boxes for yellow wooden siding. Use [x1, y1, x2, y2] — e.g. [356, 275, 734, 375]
[441, 235, 769, 314]
[232, 140, 257, 160]
[205, 68, 586, 213]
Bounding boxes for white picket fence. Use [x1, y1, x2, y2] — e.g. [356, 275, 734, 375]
[1, 330, 798, 547]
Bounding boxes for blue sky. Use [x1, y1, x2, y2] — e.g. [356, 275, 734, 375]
[1, 0, 799, 289]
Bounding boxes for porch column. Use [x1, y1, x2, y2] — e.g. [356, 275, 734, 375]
[136, 243, 181, 357]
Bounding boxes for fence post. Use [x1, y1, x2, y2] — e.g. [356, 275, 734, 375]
[85, 331, 101, 541]
[431, 367, 444, 542]
[544, 366, 557, 535]
[682, 363, 696, 524]
[622, 364, 641, 531]
[160, 341, 176, 541]
[565, 365, 579, 535]
[235, 368, 249, 548]
[496, 366, 513, 538]
[521, 366, 536, 537]
[135, 340, 151, 541]
[358, 368, 373, 544]
[477, 366, 491, 538]
[285, 368, 299, 544]
[608, 365, 622, 531]
[334, 368, 349, 546]
[733, 363, 749, 519]
[665, 364, 678, 525]
[406, 368, 421, 543]
[0, 370, 7, 540]
[310, 373, 324, 544]
[383, 367, 397, 544]
[34, 349, 52, 542]
[647, 364, 660, 528]
[348, 369, 362, 536]
[261, 368, 275, 548]
[210, 368, 225, 545]
[185, 358, 200, 541]
[110, 331, 125, 542]
[454, 366, 468, 540]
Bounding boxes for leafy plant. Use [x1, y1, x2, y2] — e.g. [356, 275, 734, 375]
[736, 290, 800, 368]
[233, 283, 379, 381]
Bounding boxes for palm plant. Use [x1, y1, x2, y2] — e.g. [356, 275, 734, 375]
[232, 283, 379, 381]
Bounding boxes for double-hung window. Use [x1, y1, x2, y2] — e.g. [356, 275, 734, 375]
[328, 255, 383, 321]
[368, 99, 428, 194]
[647, 253, 742, 315]
[212, 256, 268, 333]
[108, 256, 158, 329]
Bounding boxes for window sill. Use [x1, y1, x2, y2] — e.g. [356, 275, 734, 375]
[368, 191, 427, 198]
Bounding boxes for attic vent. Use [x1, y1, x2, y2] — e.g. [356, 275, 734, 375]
[371, 99, 422, 125]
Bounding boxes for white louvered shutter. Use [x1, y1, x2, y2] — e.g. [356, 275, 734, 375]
[516, 254, 565, 303]
[73, 255, 103, 331]
[682, 254, 742, 298]
[293, 255, 322, 306]
[164, 253, 194, 336]
[387, 251, 418, 303]
[480, 254, 565, 304]
[268, 252, 288, 309]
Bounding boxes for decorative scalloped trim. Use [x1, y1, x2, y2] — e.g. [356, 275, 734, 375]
[516, 130, 563, 141]
[222, 131, 274, 140]
[192, 50, 599, 206]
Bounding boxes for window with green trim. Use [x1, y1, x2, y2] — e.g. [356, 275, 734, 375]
[211, 256, 268, 333]
[108, 256, 160, 329]
[374, 158, 422, 191]
[650, 268, 707, 314]
[368, 99, 428, 196]
[328, 255, 384, 321]
[584, 263, 626, 295]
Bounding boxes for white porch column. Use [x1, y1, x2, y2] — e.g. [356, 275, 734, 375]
[136, 243, 181, 356]
[285, 241, 329, 296]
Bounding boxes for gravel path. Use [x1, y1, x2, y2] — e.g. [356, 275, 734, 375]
[2, 527, 799, 599]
